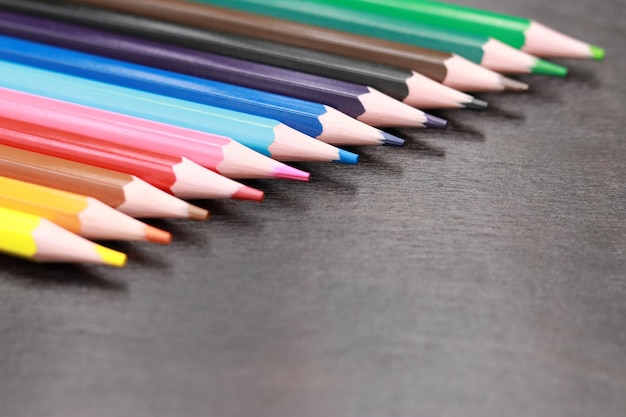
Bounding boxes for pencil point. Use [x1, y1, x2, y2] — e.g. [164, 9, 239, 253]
[145, 225, 173, 245]
[500, 76, 530, 92]
[463, 98, 489, 111]
[335, 149, 359, 164]
[524, 21, 606, 60]
[232, 185, 265, 202]
[382, 131, 405, 147]
[188, 205, 210, 221]
[423, 113, 448, 129]
[589, 45, 605, 60]
[532, 59, 568, 77]
[95, 245, 127, 268]
[274, 164, 310, 181]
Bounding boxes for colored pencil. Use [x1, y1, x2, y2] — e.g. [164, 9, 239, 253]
[325, 0, 605, 60]
[0, 60, 357, 165]
[0, 176, 172, 243]
[0, 73, 309, 183]
[0, 144, 209, 220]
[0, 0, 440, 129]
[33, 3, 463, 114]
[0, 102, 265, 202]
[56, 1, 481, 110]
[0, 206, 127, 266]
[185, 0, 568, 76]
[0, 33, 402, 147]
[71, 0, 527, 93]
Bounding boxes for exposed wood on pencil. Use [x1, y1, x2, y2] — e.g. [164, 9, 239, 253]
[0, 97, 266, 202]
[0, 1, 437, 129]
[70, 0, 520, 93]
[0, 27, 404, 147]
[176, 0, 567, 76]
[0, 59, 354, 166]
[339, 0, 605, 59]
[0, 206, 127, 266]
[0, 176, 172, 243]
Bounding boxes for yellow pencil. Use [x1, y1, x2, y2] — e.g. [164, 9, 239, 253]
[0, 206, 127, 266]
[0, 175, 171, 243]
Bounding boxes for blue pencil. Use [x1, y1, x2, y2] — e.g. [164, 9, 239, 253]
[0, 59, 358, 164]
[0, 34, 401, 147]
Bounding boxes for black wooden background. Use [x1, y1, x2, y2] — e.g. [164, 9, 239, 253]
[0, 0, 624, 416]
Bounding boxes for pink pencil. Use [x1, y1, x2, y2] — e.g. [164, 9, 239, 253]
[0, 87, 309, 181]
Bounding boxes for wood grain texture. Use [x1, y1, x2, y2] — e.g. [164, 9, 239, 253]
[0, 0, 624, 416]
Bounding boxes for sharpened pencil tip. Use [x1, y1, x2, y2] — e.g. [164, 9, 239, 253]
[335, 148, 359, 164]
[532, 59, 568, 77]
[274, 164, 310, 181]
[188, 205, 210, 221]
[233, 185, 265, 202]
[500, 76, 529, 92]
[423, 113, 448, 129]
[381, 131, 405, 146]
[589, 45, 605, 60]
[145, 225, 172, 245]
[95, 245, 127, 267]
[463, 98, 488, 111]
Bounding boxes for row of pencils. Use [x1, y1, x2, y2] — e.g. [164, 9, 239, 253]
[0, 0, 604, 267]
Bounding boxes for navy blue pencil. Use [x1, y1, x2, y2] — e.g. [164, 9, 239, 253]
[0, 33, 403, 147]
[0, 3, 444, 129]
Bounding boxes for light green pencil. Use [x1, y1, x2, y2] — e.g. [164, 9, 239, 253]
[339, 0, 605, 60]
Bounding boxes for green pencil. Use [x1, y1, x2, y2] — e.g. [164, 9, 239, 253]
[191, 0, 567, 76]
[332, 0, 604, 60]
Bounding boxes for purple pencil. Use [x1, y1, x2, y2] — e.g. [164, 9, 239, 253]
[0, 3, 445, 129]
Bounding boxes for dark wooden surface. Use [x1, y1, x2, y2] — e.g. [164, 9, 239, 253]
[0, 0, 624, 416]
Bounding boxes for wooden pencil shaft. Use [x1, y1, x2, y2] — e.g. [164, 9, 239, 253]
[0, 114, 187, 194]
[0, 196, 83, 234]
[337, 0, 531, 49]
[182, 0, 567, 76]
[0, 32, 365, 143]
[0, 0, 404, 120]
[0, 0, 567, 76]
[0, 55, 350, 165]
[0, 175, 96, 215]
[70, 0, 451, 83]
[174, 0, 492, 63]
[0, 85, 269, 200]
[0, 143, 129, 209]
[0, 1, 418, 103]
[0, 51, 295, 178]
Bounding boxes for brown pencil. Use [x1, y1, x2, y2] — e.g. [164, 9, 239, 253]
[0, 144, 209, 220]
[73, 0, 527, 93]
